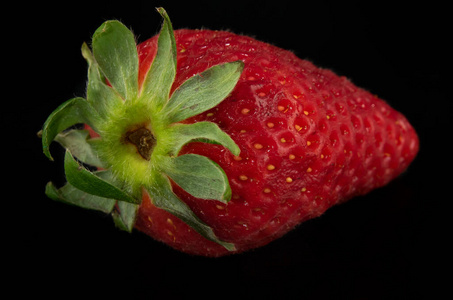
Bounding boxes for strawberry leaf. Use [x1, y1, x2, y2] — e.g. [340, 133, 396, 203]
[112, 201, 139, 232]
[92, 20, 139, 101]
[146, 171, 236, 251]
[161, 122, 240, 157]
[64, 150, 139, 204]
[139, 7, 177, 112]
[81, 43, 123, 117]
[41, 97, 100, 160]
[158, 154, 232, 203]
[54, 129, 104, 168]
[161, 61, 244, 124]
[45, 181, 116, 214]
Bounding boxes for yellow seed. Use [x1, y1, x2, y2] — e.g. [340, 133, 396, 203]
[263, 188, 271, 193]
[301, 187, 307, 192]
[307, 141, 311, 146]
[216, 204, 225, 210]
[304, 110, 309, 115]
[307, 167, 313, 173]
[286, 177, 293, 183]
[267, 122, 275, 128]
[295, 124, 302, 131]
[254, 143, 264, 150]
[289, 154, 296, 160]
[326, 115, 331, 120]
[233, 155, 242, 161]
[267, 164, 275, 171]
[166, 218, 174, 226]
[278, 105, 286, 112]
[167, 230, 176, 242]
[280, 138, 286, 143]
[258, 92, 266, 97]
[241, 108, 250, 115]
[206, 112, 214, 117]
[239, 175, 248, 181]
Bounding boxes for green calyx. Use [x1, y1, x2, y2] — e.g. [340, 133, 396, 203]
[40, 7, 243, 251]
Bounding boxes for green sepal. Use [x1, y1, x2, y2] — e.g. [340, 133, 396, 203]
[112, 201, 139, 232]
[162, 122, 240, 157]
[92, 20, 139, 101]
[161, 61, 244, 125]
[45, 181, 116, 214]
[41, 97, 100, 161]
[146, 171, 236, 251]
[81, 42, 123, 116]
[54, 129, 104, 168]
[139, 7, 177, 112]
[64, 150, 139, 204]
[158, 154, 232, 203]
[41, 8, 244, 252]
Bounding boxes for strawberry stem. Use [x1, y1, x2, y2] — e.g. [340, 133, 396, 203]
[124, 126, 156, 160]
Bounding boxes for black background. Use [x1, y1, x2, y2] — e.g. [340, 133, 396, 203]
[6, 0, 449, 298]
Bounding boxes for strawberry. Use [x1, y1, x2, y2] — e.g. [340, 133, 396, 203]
[40, 8, 418, 257]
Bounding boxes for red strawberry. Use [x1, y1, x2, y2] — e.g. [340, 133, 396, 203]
[40, 8, 418, 257]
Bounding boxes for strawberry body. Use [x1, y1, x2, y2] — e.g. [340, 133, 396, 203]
[134, 29, 419, 256]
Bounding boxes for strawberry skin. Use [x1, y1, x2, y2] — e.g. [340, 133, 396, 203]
[134, 29, 419, 256]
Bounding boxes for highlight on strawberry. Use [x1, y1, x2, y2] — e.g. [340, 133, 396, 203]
[39, 7, 419, 256]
